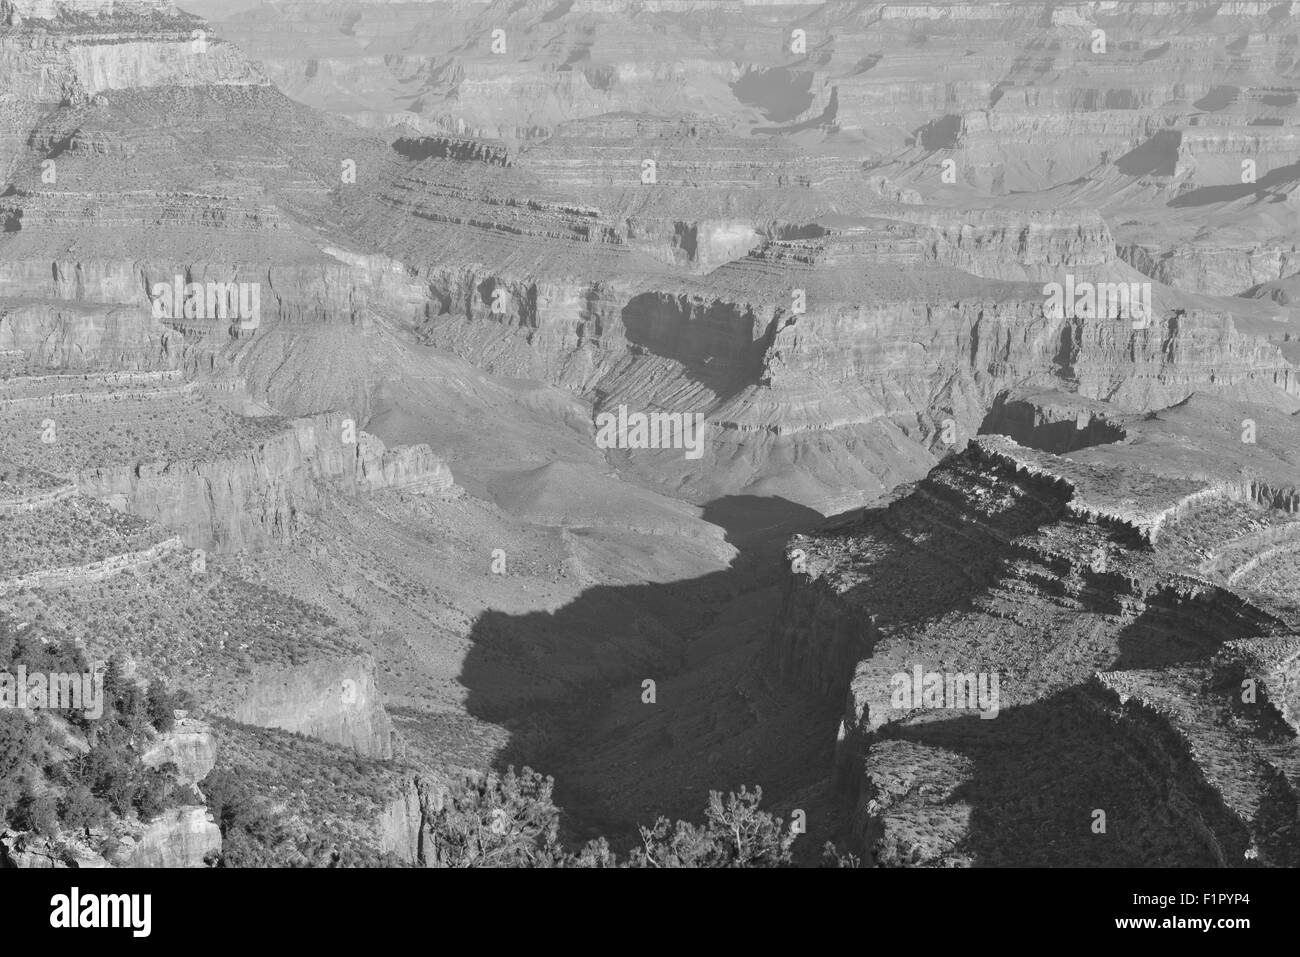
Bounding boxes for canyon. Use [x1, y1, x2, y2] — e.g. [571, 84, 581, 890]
[0, 0, 1297, 867]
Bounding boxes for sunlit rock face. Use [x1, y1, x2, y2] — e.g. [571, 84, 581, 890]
[1, 0, 265, 102]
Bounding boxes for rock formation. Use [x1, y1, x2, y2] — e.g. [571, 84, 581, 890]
[774, 407, 1300, 865]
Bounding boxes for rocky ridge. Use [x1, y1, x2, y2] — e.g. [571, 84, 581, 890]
[775, 406, 1300, 865]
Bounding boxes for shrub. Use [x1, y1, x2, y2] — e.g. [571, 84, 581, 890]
[132, 763, 177, 820]
[146, 680, 178, 732]
[15, 792, 60, 838]
[426, 766, 564, 868]
[822, 842, 863, 867]
[202, 768, 253, 836]
[59, 785, 106, 832]
[0, 711, 48, 823]
[424, 773, 798, 868]
[200, 768, 301, 867]
[628, 786, 795, 868]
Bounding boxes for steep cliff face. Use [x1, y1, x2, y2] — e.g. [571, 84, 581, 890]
[377, 778, 424, 863]
[111, 806, 223, 868]
[406, 208, 1295, 510]
[0, 254, 410, 375]
[1117, 242, 1300, 299]
[73, 410, 453, 552]
[0, 300, 177, 372]
[978, 392, 1128, 454]
[0, 0, 265, 103]
[233, 654, 394, 759]
[142, 717, 219, 785]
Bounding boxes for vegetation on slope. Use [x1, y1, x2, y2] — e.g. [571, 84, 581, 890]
[0, 616, 190, 859]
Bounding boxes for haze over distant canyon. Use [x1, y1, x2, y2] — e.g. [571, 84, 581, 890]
[1, 0, 1298, 868]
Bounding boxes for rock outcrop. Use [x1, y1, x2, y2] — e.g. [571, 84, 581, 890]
[774, 415, 1300, 865]
[0, 536, 185, 596]
[109, 806, 222, 868]
[232, 654, 395, 759]
[73, 409, 452, 552]
[142, 716, 219, 786]
[0, 0, 266, 103]
[0, 831, 111, 868]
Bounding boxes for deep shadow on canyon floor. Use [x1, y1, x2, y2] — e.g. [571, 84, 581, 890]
[456, 493, 854, 858]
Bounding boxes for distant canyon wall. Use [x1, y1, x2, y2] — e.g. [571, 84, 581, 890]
[74, 410, 453, 552]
